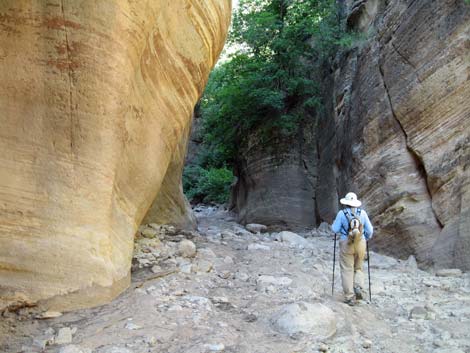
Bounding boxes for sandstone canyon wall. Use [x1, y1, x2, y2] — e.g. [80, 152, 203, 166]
[325, 0, 470, 269]
[232, 122, 319, 231]
[0, 0, 231, 310]
[233, 0, 469, 269]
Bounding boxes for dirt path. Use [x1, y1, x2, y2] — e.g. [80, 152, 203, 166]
[2, 206, 470, 353]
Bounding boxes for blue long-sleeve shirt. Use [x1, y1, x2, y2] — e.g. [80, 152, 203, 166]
[331, 207, 373, 241]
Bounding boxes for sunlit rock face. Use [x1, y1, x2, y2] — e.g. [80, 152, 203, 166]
[0, 0, 231, 310]
[321, 0, 470, 268]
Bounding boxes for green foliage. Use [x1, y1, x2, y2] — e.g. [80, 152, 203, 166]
[183, 165, 234, 204]
[183, 0, 349, 203]
[198, 0, 348, 165]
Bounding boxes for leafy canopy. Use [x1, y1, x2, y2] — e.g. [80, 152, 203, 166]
[199, 0, 347, 166]
[184, 0, 349, 203]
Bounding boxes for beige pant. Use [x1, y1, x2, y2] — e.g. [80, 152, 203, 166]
[339, 238, 366, 300]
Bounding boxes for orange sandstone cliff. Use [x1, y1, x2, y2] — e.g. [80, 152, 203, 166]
[0, 0, 231, 310]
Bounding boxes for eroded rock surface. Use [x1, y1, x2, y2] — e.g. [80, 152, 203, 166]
[0, 0, 231, 310]
[232, 122, 318, 230]
[323, 0, 470, 268]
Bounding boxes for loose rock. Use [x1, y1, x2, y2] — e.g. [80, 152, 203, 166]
[436, 269, 462, 277]
[36, 311, 63, 319]
[204, 343, 225, 351]
[247, 243, 270, 251]
[257, 275, 292, 290]
[271, 302, 336, 337]
[55, 327, 73, 345]
[178, 239, 197, 258]
[195, 259, 213, 273]
[409, 306, 428, 320]
[370, 253, 399, 270]
[59, 345, 92, 353]
[223, 256, 234, 264]
[151, 265, 162, 273]
[141, 228, 158, 239]
[245, 223, 268, 233]
[179, 263, 193, 274]
[363, 339, 372, 349]
[278, 231, 309, 247]
[318, 222, 333, 236]
[124, 322, 141, 330]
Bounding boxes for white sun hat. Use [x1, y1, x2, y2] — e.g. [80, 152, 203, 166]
[340, 192, 362, 208]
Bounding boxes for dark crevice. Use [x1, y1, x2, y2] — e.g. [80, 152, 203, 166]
[301, 158, 316, 191]
[378, 47, 443, 229]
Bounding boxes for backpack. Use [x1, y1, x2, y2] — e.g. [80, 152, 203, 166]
[343, 208, 363, 244]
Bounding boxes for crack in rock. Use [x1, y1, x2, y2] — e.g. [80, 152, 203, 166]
[378, 45, 443, 229]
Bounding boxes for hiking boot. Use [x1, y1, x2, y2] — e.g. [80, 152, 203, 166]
[354, 287, 363, 300]
[343, 298, 355, 306]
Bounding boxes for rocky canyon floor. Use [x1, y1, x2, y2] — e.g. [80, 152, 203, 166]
[2, 206, 469, 353]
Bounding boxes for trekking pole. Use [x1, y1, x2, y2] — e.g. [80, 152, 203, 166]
[367, 240, 372, 302]
[332, 233, 337, 296]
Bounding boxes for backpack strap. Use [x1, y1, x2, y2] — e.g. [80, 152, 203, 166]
[342, 208, 355, 234]
[341, 209, 350, 234]
[343, 208, 354, 222]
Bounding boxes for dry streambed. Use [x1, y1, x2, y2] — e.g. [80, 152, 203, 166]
[2, 206, 469, 353]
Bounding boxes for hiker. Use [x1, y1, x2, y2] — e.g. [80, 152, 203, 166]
[332, 192, 373, 305]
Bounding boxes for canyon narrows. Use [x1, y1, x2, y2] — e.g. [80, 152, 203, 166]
[1, 0, 470, 352]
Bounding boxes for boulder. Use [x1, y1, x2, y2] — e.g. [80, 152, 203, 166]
[245, 223, 268, 234]
[271, 302, 336, 337]
[278, 231, 309, 247]
[0, 0, 231, 310]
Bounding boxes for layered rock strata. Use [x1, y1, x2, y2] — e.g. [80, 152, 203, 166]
[0, 0, 231, 310]
[324, 0, 470, 268]
[232, 124, 318, 231]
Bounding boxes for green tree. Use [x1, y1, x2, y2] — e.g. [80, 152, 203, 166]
[183, 0, 348, 203]
[199, 0, 346, 164]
